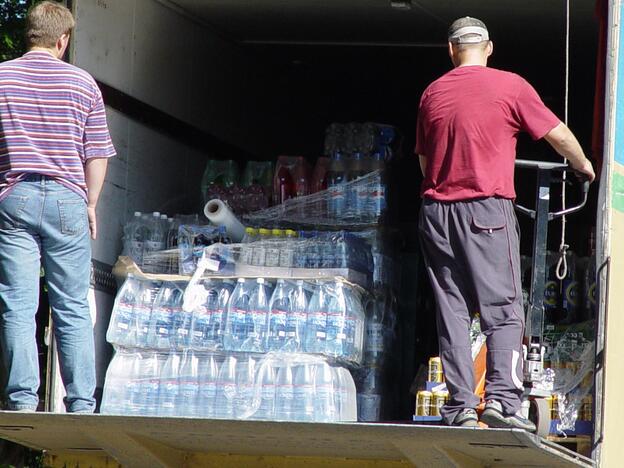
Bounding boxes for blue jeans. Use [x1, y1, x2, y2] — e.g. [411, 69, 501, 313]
[0, 176, 95, 412]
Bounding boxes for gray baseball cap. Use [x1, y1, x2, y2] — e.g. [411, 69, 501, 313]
[448, 17, 489, 44]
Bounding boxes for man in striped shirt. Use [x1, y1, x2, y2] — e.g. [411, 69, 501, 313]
[0, 1, 115, 413]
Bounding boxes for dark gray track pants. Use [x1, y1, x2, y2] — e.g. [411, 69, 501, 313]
[419, 197, 525, 425]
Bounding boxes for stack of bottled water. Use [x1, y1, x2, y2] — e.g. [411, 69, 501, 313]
[121, 212, 229, 275]
[107, 275, 366, 364]
[225, 229, 373, 276]
[101, 350, 357, 421]
[122, 211, 184, 270]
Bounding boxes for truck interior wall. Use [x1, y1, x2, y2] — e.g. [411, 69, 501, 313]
[67, 0, 600, 422]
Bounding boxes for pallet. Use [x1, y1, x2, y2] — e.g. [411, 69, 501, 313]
[547, 434, 592, 458]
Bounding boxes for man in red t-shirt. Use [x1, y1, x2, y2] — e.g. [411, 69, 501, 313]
[416, 17, 595, 430]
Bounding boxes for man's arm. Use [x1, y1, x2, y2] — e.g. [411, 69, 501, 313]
[419, 154, 427, 177]
[85, 157, 109, 240]
[543, 122, 596, 182]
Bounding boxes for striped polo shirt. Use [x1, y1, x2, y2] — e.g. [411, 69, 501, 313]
[0, 50, 116, 200]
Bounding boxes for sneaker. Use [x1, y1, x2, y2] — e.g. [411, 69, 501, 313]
[481, 400, 536, 432]
[451, 408, 479, 427]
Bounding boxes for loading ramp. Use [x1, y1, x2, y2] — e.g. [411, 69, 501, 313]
[0, 411, 594, 467]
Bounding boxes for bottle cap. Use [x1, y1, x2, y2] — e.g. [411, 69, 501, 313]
[285, 229, 298, 237]
[258, 228, 271, 236]
[272, 229, 284, 237]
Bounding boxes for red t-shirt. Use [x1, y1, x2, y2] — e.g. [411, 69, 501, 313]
[415, 66, 561, 201]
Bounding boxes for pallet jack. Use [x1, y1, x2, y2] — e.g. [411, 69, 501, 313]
[514, 159, 590, 436]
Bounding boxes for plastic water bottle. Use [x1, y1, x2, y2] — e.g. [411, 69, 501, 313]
[265, 229, 283, 267]
[279, 230, 297, 267]
[101, 352, 130, 414]
[123, 212, 144, 264]
[178, 350, 199, 417]
[235, 356, 257, 419]
[135, 280, 161, 348]
[214, 355, 237, 419]
[327, 152, 347, 219]
[284, 280, 308, 352]
[347, 152, 368, 220]
[345, 287, 366, 363]
[365, 299, 385, 366]
[335, 366, 357, 421]
[325, 281, 351, 358]
[251, 228, 271, 266]
[368, 153, 387, 219]
[239, 227, 257, 265]
[142, 212, 166, 272]
[294, 231, 310, 268]
[292, 363, 315, 421]
[223, 278, 250, 352]
[306, 231, 321, 269]
[172, 284, 193, 350]
[241, 278, 270, 352]
[197, 353, 219, 418]
[158, 352, 181, 416]
[313, 362, 337, 422]
[274, 363, 294, 421]
[304, 281, 328, 354]
[254, 363, 276, 420]
[107, 276, 141, 347]
[266, 279, 293, 351]
[124, 352, 143, 415]
[137, 352, 162, 416]
[148, 282, 183, 350]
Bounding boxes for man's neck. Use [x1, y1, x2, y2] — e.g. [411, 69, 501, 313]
[28, 47, 58, 58]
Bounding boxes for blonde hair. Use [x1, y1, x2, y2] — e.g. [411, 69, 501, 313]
[25, 1, 75, 49]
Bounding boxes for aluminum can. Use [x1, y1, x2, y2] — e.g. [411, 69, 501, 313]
[428, 357, 443, 383]
[416, 391, 432, 416]
[431, 391, 449, 417]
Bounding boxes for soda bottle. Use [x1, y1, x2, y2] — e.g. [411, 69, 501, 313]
[311, 157, 330, 193]
[266, 279, 293, 351]
[304, 281, 328, 354]
[223, 278, 251, 352]
[293, 156, 311, 198]
[273, 157, 295, 205]
[241, 278, 270, 352]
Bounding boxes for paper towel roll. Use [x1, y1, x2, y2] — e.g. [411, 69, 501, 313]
[203, 199, 246, 242]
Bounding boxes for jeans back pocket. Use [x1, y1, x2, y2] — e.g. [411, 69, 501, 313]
[58, 199, 87, 235]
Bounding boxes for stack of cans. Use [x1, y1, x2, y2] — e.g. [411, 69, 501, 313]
[415, 357, 448, 417]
